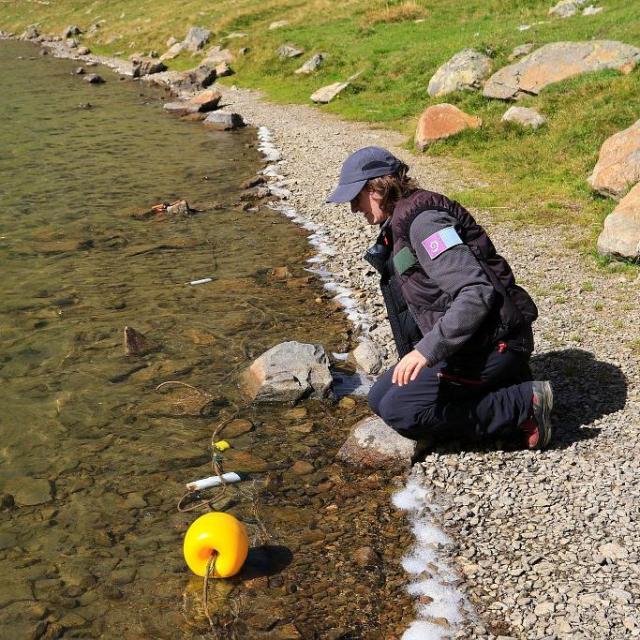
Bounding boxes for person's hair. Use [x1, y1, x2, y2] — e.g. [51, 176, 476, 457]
[366, 161, 418, 215]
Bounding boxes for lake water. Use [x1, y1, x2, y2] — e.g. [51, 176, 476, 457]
[0, 39, 414, 639]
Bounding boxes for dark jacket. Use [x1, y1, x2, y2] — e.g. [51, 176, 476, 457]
[365, 190, 537, 364]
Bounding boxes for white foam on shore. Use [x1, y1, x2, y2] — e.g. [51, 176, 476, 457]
[256, 126, 471, 636]
[393, 476, 474, 638]
[256, 126, 371, 334]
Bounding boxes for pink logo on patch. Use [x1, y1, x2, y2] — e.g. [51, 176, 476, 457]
[421, 227, 462, 259]
[423, 232, 447, 259]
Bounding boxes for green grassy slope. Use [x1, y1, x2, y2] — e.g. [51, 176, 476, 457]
[2, 0, 639, 259]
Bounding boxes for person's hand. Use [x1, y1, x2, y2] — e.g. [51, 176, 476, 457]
[392, 349, 429, 386]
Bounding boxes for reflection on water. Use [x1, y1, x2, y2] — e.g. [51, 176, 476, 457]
[0, 40, 357, 638]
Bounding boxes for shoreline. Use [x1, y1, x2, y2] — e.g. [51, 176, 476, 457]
[8, 32, 640, 639]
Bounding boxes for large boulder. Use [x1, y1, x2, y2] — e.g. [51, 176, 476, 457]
[414, 103, 481, 150]
[597, 183, 640, 260]
[183, 26, 210, 52]
[163, 89, 222, 116]
[483, 41, 640, 100]
[588, 119, 640, 199]
[239, 341, 332, 402]
[427, 49, 492, 97]
[548, 0, 587, 18]
[502, 106, 547, 128]
[172, 65, 217, 91]
[337, 416, 429, 472]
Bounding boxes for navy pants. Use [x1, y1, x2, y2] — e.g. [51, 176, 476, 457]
[368, 348, 534, 441]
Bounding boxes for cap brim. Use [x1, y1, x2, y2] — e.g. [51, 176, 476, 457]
[325, 179, 367, 204]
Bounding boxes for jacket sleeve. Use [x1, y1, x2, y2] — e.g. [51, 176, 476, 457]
[408, 210, 495, 365]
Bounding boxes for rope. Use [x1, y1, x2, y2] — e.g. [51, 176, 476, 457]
[203, 552, 218, 629]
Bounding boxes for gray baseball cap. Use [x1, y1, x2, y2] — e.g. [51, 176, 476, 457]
[326, 146, 401, 203]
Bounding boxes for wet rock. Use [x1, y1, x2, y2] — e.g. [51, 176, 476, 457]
[414, 103, 482, 150]
[62, 25, 82, 38]
[483, 41, 640, 100]
[0, 532, 16, 550]
[2, 477, 52, 506]
[239, 341, 333, 402]
[59, 612, 86, 629]
[84, 74, 105, 84]
[110, 567, 137, 585]
[348, 338, 383, 374]
[295, 53, 326, 75]
[290, 460, 315, 475]
[427, 49, 492, 97]
[221, 449, 269, 473]
[203, 112, 246, 130]
[338, 397, 356, 410]
[502, 106, 547, 128]
[278, 44, 305, 59]
[123, 326, 149, 356]
[221, 419, 254, 437]
[353, 546, 380, 567]
[588, 118, 640, 198]
[597, 182, 640, 260]
[183, 26, 210, 52]
[132, 57, 167, 78]
[270, 265, 292, 280]
[337, 416, 429, 472]
[310, 80, 350, 104]
[74, 66, 85, 75]
[166, 199, 192, 216]
[0, 580, 33, 608]
[508, 43, 535, 61]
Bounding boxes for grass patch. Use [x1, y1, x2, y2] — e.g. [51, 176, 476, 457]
[2, 0, 639, 265]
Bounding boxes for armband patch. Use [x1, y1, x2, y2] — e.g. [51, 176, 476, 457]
[392, 247, 417, 275]
[421, 226, 462, 259]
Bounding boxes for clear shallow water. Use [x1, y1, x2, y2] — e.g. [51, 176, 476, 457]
[0, 40, 362, 638]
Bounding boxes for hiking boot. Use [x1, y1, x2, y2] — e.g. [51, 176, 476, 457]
[520, 380, 553, 450]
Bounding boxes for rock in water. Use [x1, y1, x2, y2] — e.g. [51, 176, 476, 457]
[203, 112, 245, 130]
[163, 89, 222, 116]
[124, 326, 148, 356]
[427, 48, 492, 97]
[502, 106, 547, 128]
[588, 118, 640, 199]
[414, 103, 482, 150]
[183, 26, 210, 52]
[483, 41, 640, 100]
[597, 183, 640, 260]
[337, 416, 430, 472]
[84, 74, 105, 84]
[239, 341, 332, 402]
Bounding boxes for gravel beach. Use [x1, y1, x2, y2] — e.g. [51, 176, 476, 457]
[220, 85, 640, 639]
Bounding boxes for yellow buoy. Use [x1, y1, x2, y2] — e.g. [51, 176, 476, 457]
[183, 512, 249, 578]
